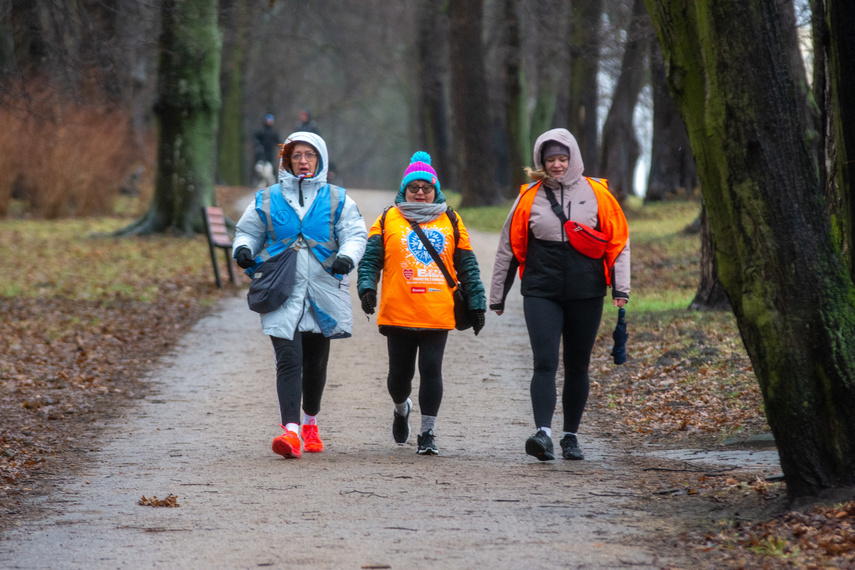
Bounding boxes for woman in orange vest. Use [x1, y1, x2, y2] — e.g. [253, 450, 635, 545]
[357, 152, 486, 455]
[490, 128, 630, 462]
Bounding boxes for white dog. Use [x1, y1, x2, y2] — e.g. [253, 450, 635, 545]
[254, 161, 276, 188]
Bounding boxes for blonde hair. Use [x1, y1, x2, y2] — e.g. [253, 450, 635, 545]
[523, 166, 548, 181]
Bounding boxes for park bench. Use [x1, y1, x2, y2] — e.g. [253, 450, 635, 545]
[201, 206, 237, 288]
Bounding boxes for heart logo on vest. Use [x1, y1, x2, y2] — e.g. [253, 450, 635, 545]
[407, 228, 446, 265]
[402, 268, 414, 280]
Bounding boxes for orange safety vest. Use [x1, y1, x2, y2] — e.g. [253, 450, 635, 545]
[368, 207, 470, 330]
[509, 178, 628, 286]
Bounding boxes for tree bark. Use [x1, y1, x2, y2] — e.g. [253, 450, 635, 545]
[416, 0, 453, 190]
[599, 0, 649, 201]
[826, 0, 855, 279]
[567, 0, 602, 173]
[688, 201, 730, 311]
[501, 0, 525, 192]
[119, 0, 221, 236]
[647, 0, 855, 499]
[217, 0, 248, 187]
[645, 41, 697, 202]
[448, 0, 500, 206]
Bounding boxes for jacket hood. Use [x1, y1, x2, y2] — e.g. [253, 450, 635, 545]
[532, 128, 585, 186]
[278, 131, 329, 185]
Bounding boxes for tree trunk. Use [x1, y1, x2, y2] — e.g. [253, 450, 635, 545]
[688, 201, 730, 311]
[647, 0, 855, 499]
[217, 0, 247, 187]
[448, 0, 500, 206]
[120, 0, 221, 236]
[416, 0, 453, 190]
[826, 0, 855, 279]
[645, 41, 697, 202]
[599, 0, 649, 201]
[567, 0, 602, 173]
[501, 0, 526, 192]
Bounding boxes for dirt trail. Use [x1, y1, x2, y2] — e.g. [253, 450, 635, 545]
[0, 190, 692, 569]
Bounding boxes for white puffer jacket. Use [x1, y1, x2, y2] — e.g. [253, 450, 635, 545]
[233, 132, 367, 339]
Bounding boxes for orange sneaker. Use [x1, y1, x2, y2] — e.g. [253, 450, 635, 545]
[301, 424, 324, 453]
[272, 426, 302, 458]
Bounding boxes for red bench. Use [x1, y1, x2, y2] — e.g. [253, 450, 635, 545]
[201, 206, 237, 288]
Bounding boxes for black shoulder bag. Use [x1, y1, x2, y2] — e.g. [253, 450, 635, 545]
[408, 211, 473, 331]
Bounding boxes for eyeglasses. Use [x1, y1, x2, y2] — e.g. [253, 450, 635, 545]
[291, 152, 317, 162]
[405, 183, 435, 194]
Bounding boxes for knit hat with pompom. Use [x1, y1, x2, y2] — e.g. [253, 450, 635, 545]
[401, 151, 441, 193]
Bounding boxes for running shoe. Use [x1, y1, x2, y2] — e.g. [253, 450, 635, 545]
[525, 430, 555, 461]
[392, 398, 412, 445]
[417, 429, 439, 455]
[560, 433, 584, 460]
[301, 424, 324, 453]
[272, 426, 302, 458]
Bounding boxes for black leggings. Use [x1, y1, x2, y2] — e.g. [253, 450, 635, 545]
[386, 329, 448, 417]
[271, 333, 330, 425]
[523, 296, 604, 433]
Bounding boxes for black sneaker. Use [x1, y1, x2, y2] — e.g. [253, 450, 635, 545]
[560, 434, 584, 460]
[417, 430, 439, 455]
[392, 398, 411, 445]
[525, 430, 555, 461]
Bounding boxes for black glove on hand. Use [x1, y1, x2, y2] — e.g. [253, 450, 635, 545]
[471, 309, 486, 335]
[330, 255, 353, 275]
[235, 247, 254, 269]
[360, 290, 377, 315]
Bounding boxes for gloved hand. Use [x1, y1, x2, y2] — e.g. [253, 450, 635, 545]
[235, 247, 254, 269]
[471, 309, 486, 335]
[330, 255, 353, 275]
[360, 290, 377, 315]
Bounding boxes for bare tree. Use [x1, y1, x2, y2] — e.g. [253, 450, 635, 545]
[416, 0, 453, 189]
[567, 0, 602, 172]
[119, 0, 221, 235]
[599, 0, 649, 203]
[645, 41, 697, 202]
[448, 0, 500, 206]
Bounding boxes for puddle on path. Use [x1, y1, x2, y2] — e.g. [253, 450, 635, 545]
[645, 447, 781, 471]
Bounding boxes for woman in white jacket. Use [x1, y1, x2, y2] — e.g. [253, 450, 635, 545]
[233, 131, 367, 459]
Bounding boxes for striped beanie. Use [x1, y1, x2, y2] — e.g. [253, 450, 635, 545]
[401, 151, 440, 193]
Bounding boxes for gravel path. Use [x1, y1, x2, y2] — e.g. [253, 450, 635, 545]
[0, 190, 687, 569]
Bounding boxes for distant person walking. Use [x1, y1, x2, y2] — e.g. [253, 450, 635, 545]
[233, 131, 367, 459]
[490, 128, 630, 462]
[253, 114, 280, 187]
[357, 152, 486, 456]
[295, 109, 320, 135]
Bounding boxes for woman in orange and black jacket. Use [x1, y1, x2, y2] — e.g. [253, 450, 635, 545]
[490, 128, 630, 462]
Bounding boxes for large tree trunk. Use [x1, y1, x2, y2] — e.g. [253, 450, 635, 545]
[645, 41, 697, 202]
[120, 0, 221, 236]
[501, 0, 525, 192]
[647, 0, 855, 499]
[448, 0, 500, 206]
[688, 201, 730, 311]
[599, 0, 649, 201]
[826, 0, 855, 279]
[416, 0, 453, 190]
[567, 0, 602, 173]
[217, 0, 247, 187]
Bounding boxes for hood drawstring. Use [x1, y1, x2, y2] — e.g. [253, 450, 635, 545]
[298, 176, 305, 207]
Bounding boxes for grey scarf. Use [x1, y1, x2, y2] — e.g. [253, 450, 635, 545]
[396, 202, 447, 224]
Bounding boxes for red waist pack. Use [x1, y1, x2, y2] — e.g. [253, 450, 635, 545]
[565, 220, 608, 259]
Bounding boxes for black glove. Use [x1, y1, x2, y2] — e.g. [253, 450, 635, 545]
[360, 290, 377, 315]
[471, 309, 486, 335]
[235, 247, 254, 269]
[330, 255, 353, 275]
